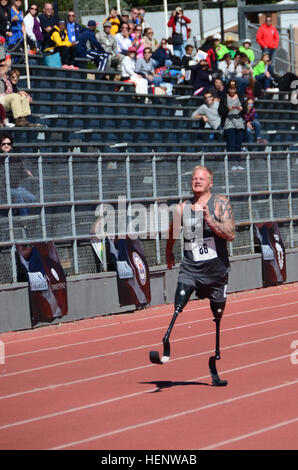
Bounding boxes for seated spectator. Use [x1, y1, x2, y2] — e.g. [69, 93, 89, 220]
[239, 38, 255, 64]
[244, 98, 267, 143]
[135, 46, 163, 87]
[129, 7, 140, 27]
[39, 2, 57, 50]
[23, 4, 43, 51]
[76, 20, 109, 72]
[0, 0, 12, 42]
[8, 0, 24, 49]
[97, 21, 123, 74]
[218, 53, 235, 81]
[191, 91, 221, 130]
[121, 46, 148, 95]
[131, 23, 144, 58]
[152, 38, 173, 67]
[253, 53, 279, 92]
[208, 77, 225, 101]
[141, 27, 159, 53]
[44, 19, 76, 67]
[0, 57, 39, 126]
[66, 10, 83, 46]
[213, 33, 229, 61]
[115, 22, 132, 54]
[103, 7, 121, 36]
[0, 133, 35, 216]
[190, 59, 213, 95]
[223, 35, 238, 59]
[180, 43, 194, 67]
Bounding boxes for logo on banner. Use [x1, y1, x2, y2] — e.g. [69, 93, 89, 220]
[132, 252, 147, 286]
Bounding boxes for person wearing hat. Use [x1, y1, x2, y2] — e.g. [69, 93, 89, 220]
[103, 7, 121, 36]
[97, 21, 123, 74]
[167, 6, 191, 59]
[213, 34, 229, 61]
[239, 38, 255, 64]
[76, 20, 109, 71]
[224, 35, 238, 59]
[43, 19, 77, 66]
[121, 45, 148, 95]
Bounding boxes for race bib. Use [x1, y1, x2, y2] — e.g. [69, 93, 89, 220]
[192, 237, 217, 262]
[116, 261, 134, 279]
[27, 272, 49, 291]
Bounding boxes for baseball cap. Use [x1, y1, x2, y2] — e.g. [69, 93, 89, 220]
[243, 38, 251, 44]
[104, 21, 112, 27]
[213, 33, 221, 40]
[122, 10, 130, 16]
[128, 46, 137, 53]
[88, 20, 98, 27]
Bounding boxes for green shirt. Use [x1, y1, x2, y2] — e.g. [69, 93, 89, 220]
[239, 46, 255, 64]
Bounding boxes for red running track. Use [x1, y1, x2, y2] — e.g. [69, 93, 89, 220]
[0, 282, 298, 450]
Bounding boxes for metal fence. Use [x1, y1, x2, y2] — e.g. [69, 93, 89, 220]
[1, 150, 298, 284]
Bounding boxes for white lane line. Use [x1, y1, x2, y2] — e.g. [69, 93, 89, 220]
[4, 301, 298, 360]
[201, 417, 298, 450]
[49, 379, 298, 450]
[0, 328, 297, 401]
[1, 311, 297, 378]
[2, 285, 297, 345]
[0, 352, 292, 432]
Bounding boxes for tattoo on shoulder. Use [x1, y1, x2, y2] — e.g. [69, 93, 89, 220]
[214, 195, 233, 220]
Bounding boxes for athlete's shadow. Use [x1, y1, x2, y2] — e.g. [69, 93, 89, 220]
[140, 380, 210, 393]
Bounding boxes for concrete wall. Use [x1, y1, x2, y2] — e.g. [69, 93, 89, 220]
[0, 250, 296, 333]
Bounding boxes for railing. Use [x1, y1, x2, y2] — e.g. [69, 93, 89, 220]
[1, 150, 298, 284]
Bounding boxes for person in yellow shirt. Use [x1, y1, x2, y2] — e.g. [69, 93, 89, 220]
[44, 19, 77, 66]
[103, 7, 121, 36]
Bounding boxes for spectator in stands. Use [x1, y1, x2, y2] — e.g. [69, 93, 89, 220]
[97, 21, 123, 74]
[218, 80, 246, 153]
[141, 27, 159, 53]
[0, 102, 14, 126]
[130, 7, 140, 26]
[44, 19, 77, 67]
[152, 38, 173, 67]
[23, 4, 43, 52]
[191, 90, 221, 131]
[239, 38, 255, 64]
[103, 7, 121, 36]
[115, 22, 132, 54]
[8, 0, 24, 49]
[223, 35, 237, 59]
[0, 133, 36, 215]
[253, 53, 279, 92]
[256, 15, 279, 72]
[121, 46, 148, 95]
[213, 33, 229, 61]
[0, 0, 12, 42]
[66, 10, 83, 46]
[218, 53, 235, 81]
[135, 46, 163, 87]
[138, 8, 150, 34]
[244, 97, 267, 144]
[208, 77, 226, 101]
[190, 58, 213, 96]
[76, 20, 109, 72]
[167, 6, 191, 59]
[131, 24, 144, 58]
[39, 2, 57, 50]
[180, 43, 194, 67]
[0, 56, 38, 126]
[120, 10, 130, 25]
[200, 36, 218, 71]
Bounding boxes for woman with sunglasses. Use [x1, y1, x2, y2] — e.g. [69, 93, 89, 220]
[23, 3, 43, 51]
[131, 24, 144, 58]
[0, 133, 35, 216]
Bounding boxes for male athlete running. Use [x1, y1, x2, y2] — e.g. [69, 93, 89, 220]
[150, 165, 236, 385]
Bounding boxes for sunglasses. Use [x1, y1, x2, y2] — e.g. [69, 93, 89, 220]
[1, 142, 12, 146]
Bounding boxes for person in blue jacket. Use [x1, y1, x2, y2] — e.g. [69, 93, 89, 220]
[76, 19, 109, 71]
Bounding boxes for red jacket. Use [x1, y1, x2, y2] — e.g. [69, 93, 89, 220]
[168, 15, 191, 38]
[256, 23, 279, 49]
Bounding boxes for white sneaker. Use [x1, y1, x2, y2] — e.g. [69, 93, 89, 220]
[266, 87, 279, 93]
[5, 122, 15, 128]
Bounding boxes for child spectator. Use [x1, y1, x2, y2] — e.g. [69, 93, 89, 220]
[253, 53, 279, 92]
[239, 38, 255, 64]
[244, 98, 267, 143]
[121, 46, 148, 95]
[103, 7, 121, 36]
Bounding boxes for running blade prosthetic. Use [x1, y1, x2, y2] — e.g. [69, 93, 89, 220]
[209, 356, 228, 386]
[149, 339, 170, 364]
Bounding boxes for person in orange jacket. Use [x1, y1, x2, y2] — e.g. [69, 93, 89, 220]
[256, 15, 279, 71]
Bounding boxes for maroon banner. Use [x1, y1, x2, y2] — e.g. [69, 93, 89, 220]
[17, 242, 68, 325]
[108, 237, 151, 307]
[254, 222, 287, 286]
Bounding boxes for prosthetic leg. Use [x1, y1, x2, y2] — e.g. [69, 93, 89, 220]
[149, 283, 194, 364]
[209, 301, 228, 386]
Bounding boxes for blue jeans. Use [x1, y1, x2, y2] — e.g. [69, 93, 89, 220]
[10, 186, 35, 216]
[174, 41, 186, 59]
[262, 48, 276, 72]
[255, 73, 272, 90]
[246, 120, 262, 142]
[224, 128, 244, 152]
